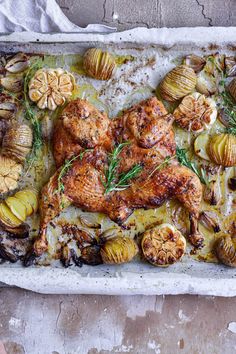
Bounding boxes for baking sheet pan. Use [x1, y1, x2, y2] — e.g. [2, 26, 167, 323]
[0, 27, 236, 295]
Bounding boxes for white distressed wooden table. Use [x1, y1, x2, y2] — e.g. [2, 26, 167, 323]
[0, 1, 236, 353]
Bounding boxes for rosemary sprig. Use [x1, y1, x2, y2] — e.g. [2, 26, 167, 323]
[79, 149, 93, 160]
[176, 147, 209, 185]
[23, 59, 44, 160]
[103, 142, 143, 194]
[220, 90, 236, 136]
[54, 155, 79, 195]
[148, 155, 175, 179]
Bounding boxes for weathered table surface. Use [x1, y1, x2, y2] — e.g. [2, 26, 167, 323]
[0, 1, 236, 353]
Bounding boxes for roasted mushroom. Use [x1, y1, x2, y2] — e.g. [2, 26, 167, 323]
[208, 133, 236, 167]
[0, 156, 22, 194]
[159, 65, 197, 102]
[2, 123, 33, 163]
[83, 48, 116, 80]
[215, 234, 236, 267]
[101, 236, 138, 264]
[174, 92, 217, 132]
[28, 68, 75, 110]
[141, 223, 186, 267]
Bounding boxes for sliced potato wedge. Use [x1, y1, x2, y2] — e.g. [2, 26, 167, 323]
[14, 191, 34, 216]
[0, 202, 22, 228]
[5, 196, 27, 222]
[24, 189, 38, 213]
[194, 133, 210, 161]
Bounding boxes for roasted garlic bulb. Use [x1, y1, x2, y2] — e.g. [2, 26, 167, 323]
[101, 236, 138, 264]
[2, 123, 33, 163]
[0, 156, 22, 194]
[0, 189, 38, 233]
[28, 68, 75, 110]
[215, 235, 236, 267]
[83, 48, 116, 80]
[159, 65, 197, 102]
[5, 53, 29, 73]
[208, 133, 236, 167]
[141, 224, 186, 267]
[174, 92, 217, 132]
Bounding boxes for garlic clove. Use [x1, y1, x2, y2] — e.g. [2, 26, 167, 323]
[47, 95, 57, 111]
[0, 101, 17, 119]
[203, 180, 222, 205]
[227, 78, 236, 102]
[199, 211, 221, 233]
[0, 75, 23, 93]
[28, 88, 43, 102]
[51, 91, 65, 106]
[184, 54, 206, 73]
[5, 53, 29, 73]
[37, 93, 48, 110]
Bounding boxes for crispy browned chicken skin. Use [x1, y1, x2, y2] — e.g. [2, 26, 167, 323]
[25, 97, 203, 265]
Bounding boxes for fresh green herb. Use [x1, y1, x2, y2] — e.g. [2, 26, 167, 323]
[102, 142, 143, 194]
[79, 149, 93, 160]
[23, 59, 44, 161]
[148, 155, 175, 179]
[176, 147, 209, 185]
[54, 155, 79, 195]
[220, 90, 236, 136]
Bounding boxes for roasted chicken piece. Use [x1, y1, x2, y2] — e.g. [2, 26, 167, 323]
[25, 97, 203, 265]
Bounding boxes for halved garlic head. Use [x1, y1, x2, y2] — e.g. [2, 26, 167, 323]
[208, 133, 236, 167]
[141, 223, 186, 267]
[174, 92, 217, 132]
[0, 156, 22, 194]
[28, 68, 75, 110]
[194, 133, 210, 160]
[159, 65, 197, 102]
